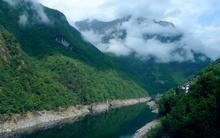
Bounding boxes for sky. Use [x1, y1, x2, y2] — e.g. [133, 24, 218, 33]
[36, 0, 220, 61]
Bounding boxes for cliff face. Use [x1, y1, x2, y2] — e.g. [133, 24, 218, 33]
[0, 97, 150, 137]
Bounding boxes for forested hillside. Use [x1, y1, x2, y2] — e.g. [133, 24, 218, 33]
[0, 0, 114, 69]
[0, 1, 147, 114]
[147, 58, 220, 138]
[112, 55, 210, 94]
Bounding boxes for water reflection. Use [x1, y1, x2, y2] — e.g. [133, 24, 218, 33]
[20, 103, 156, 138]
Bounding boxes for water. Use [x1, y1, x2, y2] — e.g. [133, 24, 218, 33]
[20, 103, 156, 138]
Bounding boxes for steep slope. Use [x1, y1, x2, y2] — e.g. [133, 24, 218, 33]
[0, 1, 147, 114]
[147, 58, 220, 138]
[0, 0, 115, 70]
[75, 17, 211, 94]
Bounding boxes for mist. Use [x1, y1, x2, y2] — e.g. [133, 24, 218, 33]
[79, 17, 208, 63]
[38, 0, 220, 61]
[19, 14, 29, 27]
[3, 0, 51, 25]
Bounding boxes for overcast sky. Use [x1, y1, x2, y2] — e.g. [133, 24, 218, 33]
[38, 0, 220, 25]
[37, 0, 220, 60]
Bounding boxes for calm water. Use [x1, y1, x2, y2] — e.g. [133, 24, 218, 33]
[20, 103, 156, 138]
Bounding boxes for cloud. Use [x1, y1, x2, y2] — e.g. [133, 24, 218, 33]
[31, 2, 51, 24]
[38, 0, 220, 61]
[195, 25, 220, 59]
[4, 0, 219, 61]
[81, 30, 104, 45]
[100, 0, 171, 20]
[19, 14, 29, 27]
[99, 40, 132, 56]
[4, 0, 51, 25]
[38, 0, 111, 23]
[79, 17, 202, 63]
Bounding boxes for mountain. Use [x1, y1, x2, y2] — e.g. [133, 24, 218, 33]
[0, 0, 147, 114]
[75, 16, 206, 59]
[75, 16, 178, 44]
[0, 0, 116, 70]
[75, 16, 211, 94]
[147, 58, 220, 138]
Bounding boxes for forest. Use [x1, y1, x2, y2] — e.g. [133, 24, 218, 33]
[0, 25, 147, 114]
[146, 58, 220, 138]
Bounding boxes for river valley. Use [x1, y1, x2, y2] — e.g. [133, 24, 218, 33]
[1, 102, 157, 138]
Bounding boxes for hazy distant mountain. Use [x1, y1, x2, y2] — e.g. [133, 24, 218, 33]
[75, 16, 206, 63]
[75, 16, 179, 44]
[75, 16, 211, 93]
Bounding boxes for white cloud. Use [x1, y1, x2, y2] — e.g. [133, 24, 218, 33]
[19, 14, 29, 27]
[79, 18, 197, 62]
[4, 0, 51, 25]
[80, 27, 187, 62]
[31, 2, 51, 24]
[36, 0, 220, 60]
[38, 0, 111, 23]
[99, 40, 132, 56]
[81, 30, 104, 45]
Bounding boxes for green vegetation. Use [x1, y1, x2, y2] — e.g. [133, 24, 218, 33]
[0, 0, 210, 102]
[0, 25, 147, 114]
[0, 0, 147, 114]
[113, 55, 210, 94]
[0, 0, 211, 116]
[0, 0, 115, 70]
[146, 58, 220, 138]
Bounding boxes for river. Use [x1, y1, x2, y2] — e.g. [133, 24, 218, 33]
[17, 103, 156, 138]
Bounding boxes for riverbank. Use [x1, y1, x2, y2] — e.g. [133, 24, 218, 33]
[133, 100, 159, 138]
[133, 120, 160, 138]
[0, 97, 150, 137]
[147, 101, 158, 113]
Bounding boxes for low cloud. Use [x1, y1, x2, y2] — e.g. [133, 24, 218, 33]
[31, 2, 51, 24]
[5, 0, 220, 61]
[38, 0, 220, 61]
[4, 0, 51, 25]
[19, 14, 29, 27]
[79, 17, 204, 63]
[98, 40, 132, 56]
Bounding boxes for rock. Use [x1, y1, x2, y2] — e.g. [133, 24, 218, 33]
[133, 120, 160, 138]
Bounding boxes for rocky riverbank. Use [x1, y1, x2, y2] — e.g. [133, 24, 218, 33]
[133, 100, 159, 138]
[133, 120, 160, 138]
[147, 101, 158, 113]
[0, 97, 150, 138]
